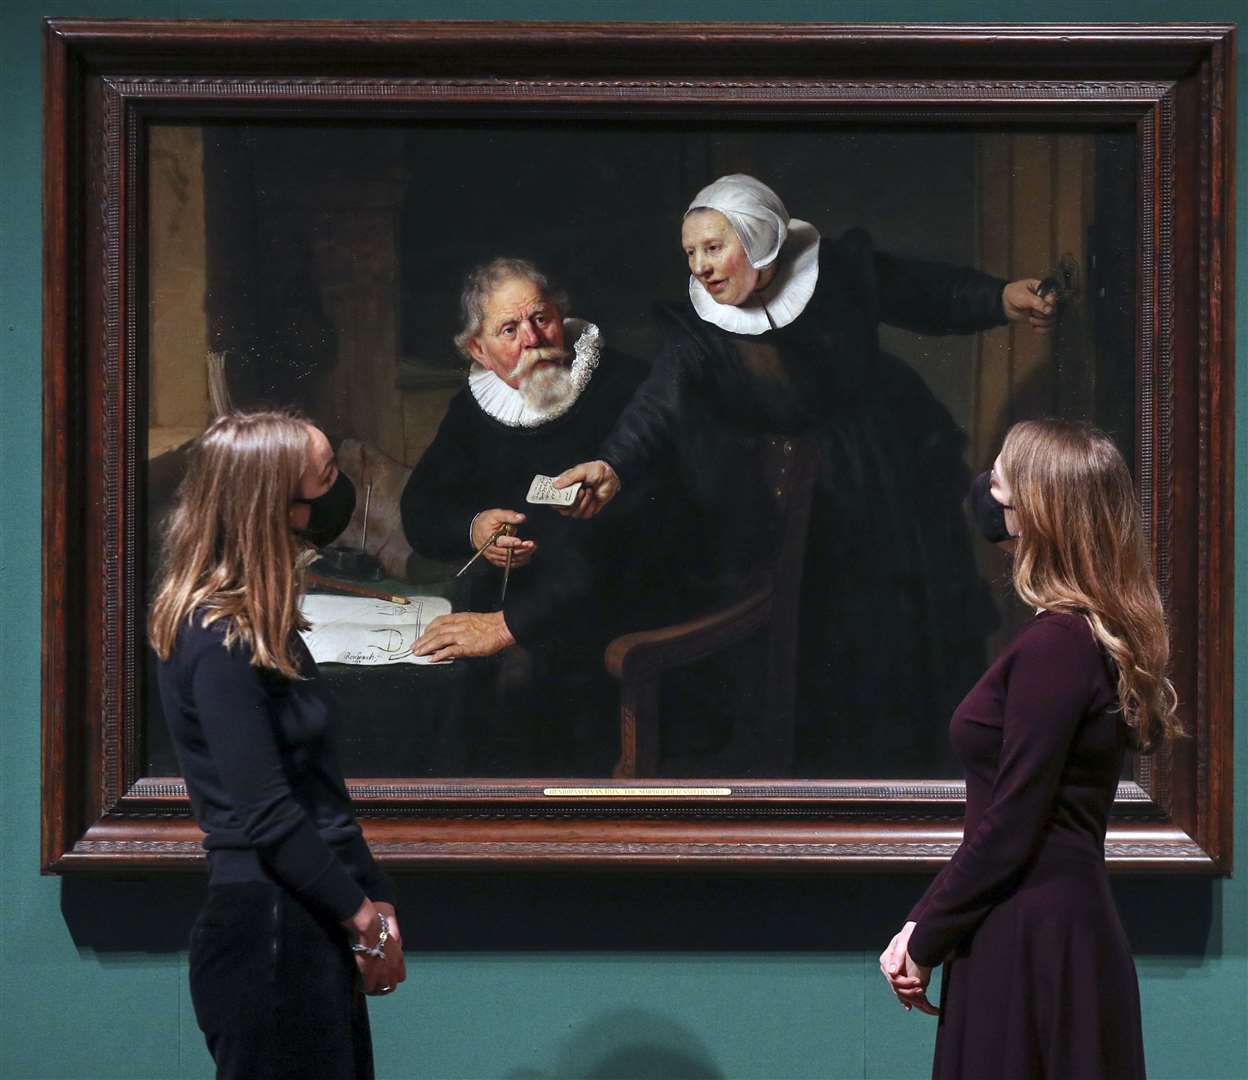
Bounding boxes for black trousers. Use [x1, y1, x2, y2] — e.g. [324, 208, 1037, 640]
[189, 882, 373, 1080]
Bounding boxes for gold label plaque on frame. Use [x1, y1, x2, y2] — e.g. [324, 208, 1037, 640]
[543, 787, 734, 797]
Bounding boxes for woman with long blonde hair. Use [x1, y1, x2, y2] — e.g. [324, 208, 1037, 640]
[150, 409, 403, 1080]
[880, 419, 1178, 1079]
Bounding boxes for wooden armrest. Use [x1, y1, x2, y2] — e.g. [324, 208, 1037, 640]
[604, 586, 772, 683]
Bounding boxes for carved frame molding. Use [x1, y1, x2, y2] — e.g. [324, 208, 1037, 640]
[41, 20, 1235, 873]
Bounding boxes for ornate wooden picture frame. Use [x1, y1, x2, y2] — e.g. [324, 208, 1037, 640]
[42, 20, 1235, 872]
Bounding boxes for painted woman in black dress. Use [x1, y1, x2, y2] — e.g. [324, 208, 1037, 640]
[149, 410, 406, 1079]
[556, 174, 1057, 773]
[880, 420, 1181, 1079]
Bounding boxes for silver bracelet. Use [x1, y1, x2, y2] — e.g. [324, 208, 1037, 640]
[351, 911, 389, 959]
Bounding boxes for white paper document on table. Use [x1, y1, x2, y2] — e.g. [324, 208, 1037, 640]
[299, 592, 452, 665]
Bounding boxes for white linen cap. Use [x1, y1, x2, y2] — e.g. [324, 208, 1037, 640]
[686, 174, 790, 269]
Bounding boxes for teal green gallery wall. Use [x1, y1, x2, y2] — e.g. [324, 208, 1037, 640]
[1, 2, 1244, 1077]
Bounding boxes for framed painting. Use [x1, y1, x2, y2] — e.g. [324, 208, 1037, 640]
[42, 20, 1235, 871]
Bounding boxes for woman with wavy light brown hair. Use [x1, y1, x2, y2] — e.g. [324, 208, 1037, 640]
[880, 419, 1178, 1080]
[150, 409, 403, 1080]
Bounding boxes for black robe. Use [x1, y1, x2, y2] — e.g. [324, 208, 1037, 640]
[400, 348, 688, 774]
[599, 228, 1007, 776]
[402, 348, 683, 650]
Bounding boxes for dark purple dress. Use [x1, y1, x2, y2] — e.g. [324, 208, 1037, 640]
[907, 611, 1146, 1080]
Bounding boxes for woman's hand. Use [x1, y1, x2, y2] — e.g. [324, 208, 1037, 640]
[344, 899, 406, 997]
[553, 460, 620, 519]
[411, 610, 516, 663]
[470, 509, 537, 569]
[879, 922, 940, 1016]
[1002, 279, 1057, 334]
[898, 950, 939, 1016]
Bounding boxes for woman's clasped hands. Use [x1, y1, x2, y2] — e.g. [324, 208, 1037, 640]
[879, 921, 939, 1016]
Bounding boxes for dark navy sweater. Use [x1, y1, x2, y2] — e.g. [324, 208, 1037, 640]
[157, 614, 394, 921]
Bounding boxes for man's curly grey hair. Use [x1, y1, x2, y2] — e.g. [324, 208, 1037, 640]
[454, 257, 570, 361]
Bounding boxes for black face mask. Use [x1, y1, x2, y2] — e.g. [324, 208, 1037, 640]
[968, 469, 1016, 544]
[293, 470, 356, 548]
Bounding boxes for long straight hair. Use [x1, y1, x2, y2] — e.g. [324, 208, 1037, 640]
[999, 419, 1180, 749]
[148, 410, 314, 679]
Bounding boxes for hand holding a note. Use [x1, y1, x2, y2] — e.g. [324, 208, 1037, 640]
[525, 474, 581, 507]
[469, 508, 536, 569]
[553, 459, 620, 519]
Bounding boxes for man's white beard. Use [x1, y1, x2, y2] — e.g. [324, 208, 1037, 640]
[519, 362, 576, 412]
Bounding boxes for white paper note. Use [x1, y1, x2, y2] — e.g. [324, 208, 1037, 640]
[526, 474, 581, 506]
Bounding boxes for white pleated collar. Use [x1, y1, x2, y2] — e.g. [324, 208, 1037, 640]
[688, 219, 821, 336]
[468, 319, 602, 428]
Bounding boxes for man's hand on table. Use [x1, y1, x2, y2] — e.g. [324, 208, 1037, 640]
[411, 610, 516, 662]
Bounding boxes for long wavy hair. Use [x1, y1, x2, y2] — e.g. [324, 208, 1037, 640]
[148, 409, 315, 679]
[999, 419, 1180, 749]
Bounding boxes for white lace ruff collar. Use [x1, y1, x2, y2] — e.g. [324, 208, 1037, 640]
[468, 319, 602, 428]
[688, 219, 821, 336]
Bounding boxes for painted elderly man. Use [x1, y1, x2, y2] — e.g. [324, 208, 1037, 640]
[404, 257, 683, 771]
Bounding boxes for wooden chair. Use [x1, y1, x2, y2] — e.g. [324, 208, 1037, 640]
[606, 435, 818, 778]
